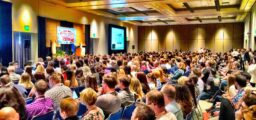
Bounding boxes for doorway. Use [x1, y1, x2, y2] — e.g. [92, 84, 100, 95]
[14, 32, 32, 68]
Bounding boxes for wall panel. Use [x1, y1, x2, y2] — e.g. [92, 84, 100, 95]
[138, 23, 244, 52]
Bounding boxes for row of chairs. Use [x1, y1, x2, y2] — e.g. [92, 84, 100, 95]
[107, 103, 136, 120]
[30, 103, 87, 120]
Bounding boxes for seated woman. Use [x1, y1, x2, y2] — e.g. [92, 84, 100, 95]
[129, 77, 144, 101]
[0, 86, 26, 120]
[19, 73, 34, 90]
[80, 88, 104, 120]
[65, 70, 78, 88]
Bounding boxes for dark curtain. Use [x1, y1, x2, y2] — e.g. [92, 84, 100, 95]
[0, 1, 12, 66]
[85, 25, 91, 54]
[38, 16, 50, 59]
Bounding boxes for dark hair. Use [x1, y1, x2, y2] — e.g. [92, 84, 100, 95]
[175, 85, 193, 117]
[85, 75, 98, 92]
[118, 76, 131, 88]
[146, 90, 165, 107]
[46, 67, 54, 75]
[103, 75, 117, 89]
[241, 72, 251, 81]
[34, 72, 45, 81]
[136, 72, 150, 93]
[124, 66, 131, 75]
[235, 74, 247, 87]
[0, 86, 26, 120]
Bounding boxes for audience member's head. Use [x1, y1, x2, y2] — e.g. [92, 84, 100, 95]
[80, 88, 97, 107]
[0, 107, 19, 120]
[0, 75, 11, 86]
[161, 84, 176, 105]
[34, 80, 48, 96]
[85, 75, 98, 92]
[60, 97, 79, 119]
[131, 103, 156, 120]
[102, 74, 117, 93]
[0, 86, 26, 120]
[118, 76, 131, 90]
[146, 90, 165, 116]
[235, 74, 247, 89]
[49, 73, 62, 87]
[129, 77, 144, 99]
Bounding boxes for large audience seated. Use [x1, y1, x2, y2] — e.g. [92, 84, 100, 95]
[0, 48, 256, 120]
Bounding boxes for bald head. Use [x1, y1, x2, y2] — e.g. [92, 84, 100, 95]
[0, 107, 19, 120]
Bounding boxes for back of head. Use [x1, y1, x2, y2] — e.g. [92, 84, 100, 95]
[0, 75, 11, 86]
[177, 76, 189, 85]
[235, 74, 247, 88]
[103, 74, 117, 89]
[0, 86, 25, 118]
[50, 73, 61, 84]
[146, 90, 165, 108]
[0, 107, 19, 120]
[132, 103, 156, 120]
[118, 76, 131, 88]
[20, 73, 31, 83]
[80, 88, 97, 106]
[161, 84, 176, 100]
[35, 80, 48, 95]
[60, 97, 79, 117]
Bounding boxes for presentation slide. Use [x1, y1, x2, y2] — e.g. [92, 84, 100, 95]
[111, 27, 125, 50]
[57, 26, 76, 44]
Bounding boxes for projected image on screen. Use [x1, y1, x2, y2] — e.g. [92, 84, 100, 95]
[111, 27, 125, 50]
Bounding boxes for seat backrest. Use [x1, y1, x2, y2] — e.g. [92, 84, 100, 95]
[26, 97, 34, 104]
[108, 109, 123, 120]
[122, 103, 136, 119]
[32, 111, 54, 120]
[77, 103, 87, 117]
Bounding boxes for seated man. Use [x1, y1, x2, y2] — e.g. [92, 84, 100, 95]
[0, 107, 20, 120]
[60, 97, 79, 120]
[96, 74, 121, 117]
[146, 90, 177, 120]
[161, 84, 183, 120]
[45, 73, 72, 109]
[7, 66, 20, 84]
[117, 76, 135, 106]
[26, 80, 54, 119]
[131, 103, 156, 120]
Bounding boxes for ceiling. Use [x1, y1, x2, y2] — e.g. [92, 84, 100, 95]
[42, 0, 256, 25]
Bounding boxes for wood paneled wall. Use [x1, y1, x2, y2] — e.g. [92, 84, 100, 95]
[138, 23, 244, 52]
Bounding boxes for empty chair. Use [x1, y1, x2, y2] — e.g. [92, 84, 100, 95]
[32, 111, 54, 120]
[122, 103, 136, 119]
[107, 109, 123, 120]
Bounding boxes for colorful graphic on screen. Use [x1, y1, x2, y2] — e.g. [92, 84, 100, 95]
[111, 27, 125, 50]
[57, 26, 76, 44]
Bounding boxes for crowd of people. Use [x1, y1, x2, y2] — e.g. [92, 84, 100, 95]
[0, 48, 256, 120]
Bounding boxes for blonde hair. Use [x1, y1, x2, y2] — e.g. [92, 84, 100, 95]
[129, 77, 144, 99]
[35, 64, 45, 73]
[60, 97, 79, 116]
[80, 88, 97, 106]
[19, 73, 34, 89]
[177, 76, 189, 85]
